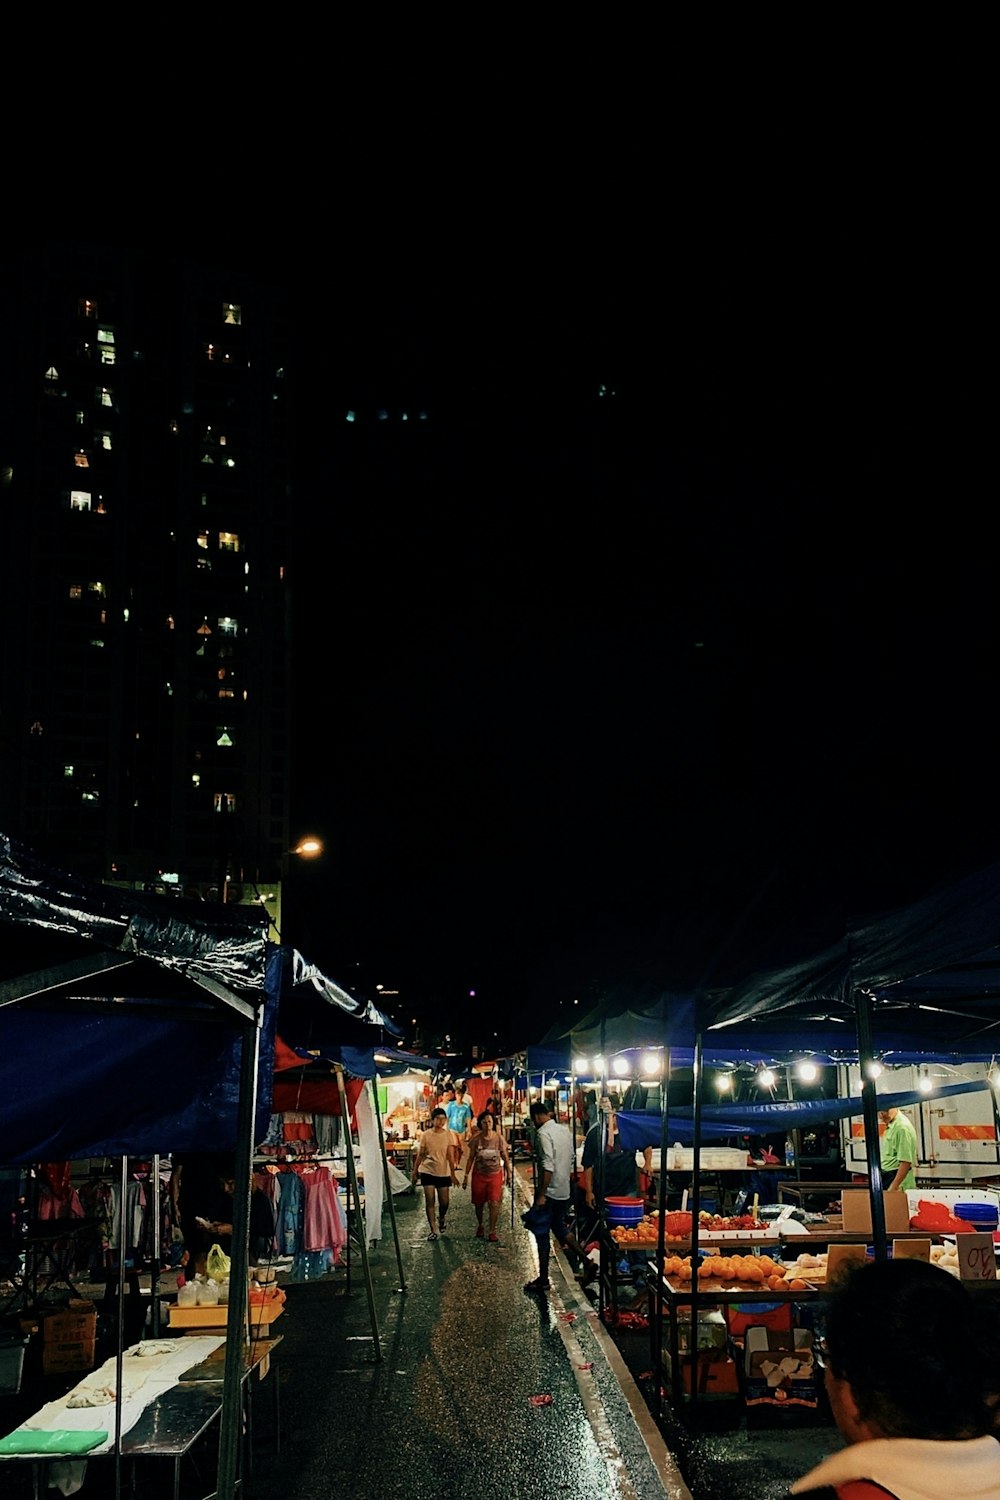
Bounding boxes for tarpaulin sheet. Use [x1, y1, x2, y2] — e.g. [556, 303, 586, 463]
[616, 1077, 993, 1150]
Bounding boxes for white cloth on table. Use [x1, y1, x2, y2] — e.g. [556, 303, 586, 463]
[15, 1336, 226, 1454]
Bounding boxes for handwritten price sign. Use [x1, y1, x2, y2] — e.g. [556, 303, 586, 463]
[957, 1231, 997, 1283]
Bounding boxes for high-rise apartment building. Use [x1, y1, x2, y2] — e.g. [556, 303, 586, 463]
[0, 240, 292, 902]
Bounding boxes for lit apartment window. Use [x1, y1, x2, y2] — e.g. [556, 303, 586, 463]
[82, 789, 100, 802]
[95, 497, 107, 514]
[97, 388, 113, 407]
[90, 638, 105, 649]
[79, 299, 97, 318]
[201, 454, 214, 464]
[214, 791, 237, 812]
[68, 584, 83, 599]
[196, 556, 212, 571]
[216, 728, 234, 747]
[45, 367, 59, 382]
[97, 326, 115, 345]
[197, 532, 210, 550]
[223, 303, 241, 325]
[30, 722, 44, 735]
[218, 434, 227, 447]
[74, 452, 90, 468]
[217, 617, 238, 636]
[204, 343, 216, 361]
[75, 410, 85, 426]
[97, 432, 112, 451]
[218, 688, 234, 699]
[70, 492, 92, 511]
[191, 772, 201, 787]
[219, 532, 240, 552]
[166, 616, 176, 630]
[64, 765, 74, 777]
[87, 581, 106, 597]
[100, 348, 116, 366]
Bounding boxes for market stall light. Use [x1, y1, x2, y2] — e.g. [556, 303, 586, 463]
[917, 1075, 934, 1093]
[640, 1052, 661, 1076]
[574, 1057, 589, 1074]
[865, 1060, 883, 1080]
[714, 1073, 732, 1093]
[796, 1059, 819, 1084]
[592, 1056, 606, 1075]
[612, 1056, 630, 1077]
[757, 1068, 776, 1090]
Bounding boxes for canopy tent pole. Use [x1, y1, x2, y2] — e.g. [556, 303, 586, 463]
[855, 986, 888, 1261]
[651, 1045, 671, 1420]
[213, 1013, 260, 1500]
[371, 1078, 407, 1293]
[335, 1063, 382, 1361]
[150, 1155, 162, 1336]
[688, 1031, 705, 1412]
[111, 1154, 128, 1500]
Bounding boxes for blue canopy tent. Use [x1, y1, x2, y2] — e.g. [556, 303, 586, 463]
[0, 834, 275, 1500]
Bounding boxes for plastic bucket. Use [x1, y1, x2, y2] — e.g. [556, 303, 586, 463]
[605, 1196, 645, 1226]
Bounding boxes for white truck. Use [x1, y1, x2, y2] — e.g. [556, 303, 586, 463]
[837, 1061, 1000, 1185]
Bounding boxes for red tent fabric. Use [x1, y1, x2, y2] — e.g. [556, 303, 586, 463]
[270, 1035, 365, 1120]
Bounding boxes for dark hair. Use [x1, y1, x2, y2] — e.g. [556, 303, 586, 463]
[477, 1112, 494, 1130]
[824, 1259, 991, 1440]
[529, 1100, 551, 1121]
[431, 1107, 447, 1120]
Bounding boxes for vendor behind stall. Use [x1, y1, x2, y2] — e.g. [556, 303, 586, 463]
[172, 1153, 274, 1277]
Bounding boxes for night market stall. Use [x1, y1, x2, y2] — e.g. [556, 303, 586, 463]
[0, 833, 276, 1499]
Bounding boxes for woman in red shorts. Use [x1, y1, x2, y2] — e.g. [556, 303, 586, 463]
[462, 1112, 511, 1242]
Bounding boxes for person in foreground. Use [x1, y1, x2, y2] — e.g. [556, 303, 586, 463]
[788, 1258, 1000, 1500]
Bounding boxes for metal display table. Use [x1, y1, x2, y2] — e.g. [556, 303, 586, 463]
[645, 1266, 825, 1414]
[6, 1334, 281, 1500]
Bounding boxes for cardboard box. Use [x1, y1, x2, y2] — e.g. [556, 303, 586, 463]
[42, 1300, 97, 1375]
[670, 1350, 740, 1395]
[840, 1189, 910, 1235]
[168, 1299, 284, 1334]
[742, 1326, 816, 1407]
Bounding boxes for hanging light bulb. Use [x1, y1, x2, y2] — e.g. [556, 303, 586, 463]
[797, 1059, 819, 1084]
[757, 1068, 776, 1090]
[641, 1052, 661, 1076]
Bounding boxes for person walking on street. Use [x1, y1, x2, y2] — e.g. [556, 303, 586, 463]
[445, 1083, 474, 1173]
[463, 1111, 511, 1241]
[788, 1258, 1000, 1498]
[877, 1106, 918, 1192]
[523, 1097, 590, 1294]
[412, 1108, 459, 1240]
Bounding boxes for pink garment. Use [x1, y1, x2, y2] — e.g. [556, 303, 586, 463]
[299, 1165, 346, 1253]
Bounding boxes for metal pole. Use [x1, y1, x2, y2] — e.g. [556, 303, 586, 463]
[113, 1155, 128, 1500]
[856, 987, 888, 1260]
[335, 1065, 382, 1360]
[214, 1017, 260, 1500]
[151, 1155, 161, 1337]
[689, 1032, 704, 1411]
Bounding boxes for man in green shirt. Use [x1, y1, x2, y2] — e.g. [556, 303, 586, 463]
[878, 1106, 918, 1191]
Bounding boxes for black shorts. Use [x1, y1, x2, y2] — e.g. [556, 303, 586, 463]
[419, 1173, 452, 1189]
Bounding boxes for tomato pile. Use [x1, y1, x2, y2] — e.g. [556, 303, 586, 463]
[610, 1208, 767, 1245]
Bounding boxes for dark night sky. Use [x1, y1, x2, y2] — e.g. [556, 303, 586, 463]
[285, 193, 996, 1048]
[19, 51, 995, 1049]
